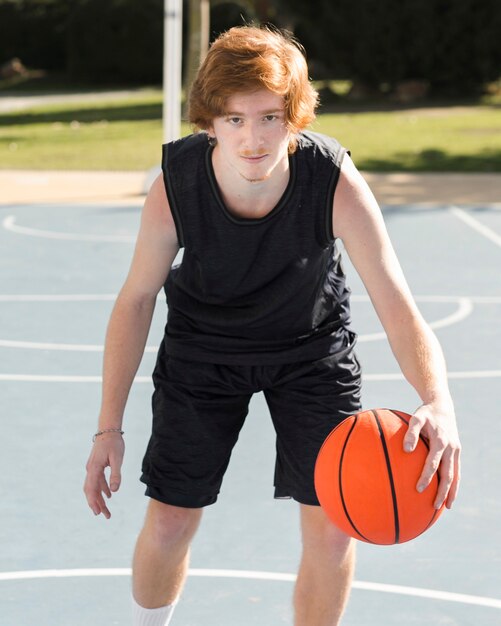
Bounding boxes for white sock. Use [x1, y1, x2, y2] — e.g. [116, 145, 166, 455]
[132, 596, 178, 626]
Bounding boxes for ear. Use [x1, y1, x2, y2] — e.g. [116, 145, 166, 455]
[206, 125, 217, 147]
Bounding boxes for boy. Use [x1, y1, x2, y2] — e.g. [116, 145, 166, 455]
[84, 26, 461, 626]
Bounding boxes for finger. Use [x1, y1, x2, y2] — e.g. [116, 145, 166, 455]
[84, 486, 105, 517]
[445, 449, 461, 509]
[109, 456, 122, 493]
[90, 499, 104, 517]
[403, 414, 424, 452]
[100, 475, 112, 499]
[85, 494, 101, 516]
[83, 475, 100, 513]
[433, 447, 455, 509]
[84, 472, 110, 514]
[416, 441, 444, 493]
[95, 493, 111, 519]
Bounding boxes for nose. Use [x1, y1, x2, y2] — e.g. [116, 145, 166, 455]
[241, 121, 265, 154]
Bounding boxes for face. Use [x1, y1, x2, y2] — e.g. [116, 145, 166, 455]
[209, 89, 291, 184]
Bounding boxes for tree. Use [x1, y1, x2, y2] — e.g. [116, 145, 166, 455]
[66, 0, 164, 83]
[279, 0, 501, 96]
[183, 0, 210, 115]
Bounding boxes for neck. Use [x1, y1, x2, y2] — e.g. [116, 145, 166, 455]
[212, 148, 290, 216]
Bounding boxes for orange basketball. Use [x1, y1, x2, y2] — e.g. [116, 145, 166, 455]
[314, 409, 445, 545]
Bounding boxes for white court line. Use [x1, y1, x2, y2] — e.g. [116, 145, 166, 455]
[0, 567, 500, 609]
[450, 207, 501, 248]
[0, 294, 117, 302]
[357, 297, 472, 342]
[0, 374, 107, 382]
[0, 339, 157, 353]
[414, 295, 501, 304]
[1, 371, 500, 383]
[0, 294, 500, 303]
[363, 370, 501, 381]
[0, 340, 103, 352]
[2, 215, 135, 243]
[352, 295, 501, 304]
[0, 296, 475, 352]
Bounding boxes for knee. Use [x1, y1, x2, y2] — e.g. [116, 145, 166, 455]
[144, 500, 203, 548]
[300, 505, 354, 558]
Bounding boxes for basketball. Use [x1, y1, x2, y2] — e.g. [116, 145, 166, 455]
[314, 409, 445, 545]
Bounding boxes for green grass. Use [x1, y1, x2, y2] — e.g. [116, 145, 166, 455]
[312, 106, 501, 172]
[0, 92, 169, 170]
[1, 87, 500, 171]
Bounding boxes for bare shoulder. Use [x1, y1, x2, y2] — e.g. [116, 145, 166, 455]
[331, 153, 418, 324]
[140, 173, 178, 243]
[118, 173, 179, 301]
[332, 153, 384, 242]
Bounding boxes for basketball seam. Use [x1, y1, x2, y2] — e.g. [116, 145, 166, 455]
[338, 416, 373, 544]
[391, 409, 431, 451]
[390, 409, 442, 536]
[373, 410, 400, 544]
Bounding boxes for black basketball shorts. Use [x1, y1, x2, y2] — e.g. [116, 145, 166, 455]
[140, 336, 362, 508]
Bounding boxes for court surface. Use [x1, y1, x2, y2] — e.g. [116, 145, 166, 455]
[0, 197, 500, 626]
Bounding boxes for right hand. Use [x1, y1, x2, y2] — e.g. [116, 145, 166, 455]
[84, 432, 125, 519]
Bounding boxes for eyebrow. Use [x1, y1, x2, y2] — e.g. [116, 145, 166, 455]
[224, 109, 284, 116]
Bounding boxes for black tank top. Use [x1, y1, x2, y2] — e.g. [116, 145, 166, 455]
[161, 130, 353, 364]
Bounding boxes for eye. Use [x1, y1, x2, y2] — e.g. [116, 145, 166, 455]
[263, 114, 277, 122]
[227, 117, 242, 125]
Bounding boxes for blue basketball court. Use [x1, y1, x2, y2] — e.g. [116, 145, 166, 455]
[0, 195, 500, 625]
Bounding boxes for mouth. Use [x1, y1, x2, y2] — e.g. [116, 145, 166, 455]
[241, 154, 268, 164]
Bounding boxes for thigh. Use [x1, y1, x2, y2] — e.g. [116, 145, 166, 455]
[141, 354, 252, 507]
[265, 346, 362, 505]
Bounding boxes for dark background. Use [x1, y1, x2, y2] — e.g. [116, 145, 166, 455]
[0, 0, 500, 97]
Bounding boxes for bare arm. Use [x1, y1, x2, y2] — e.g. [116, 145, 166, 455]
[84, 173, 179, 518]
[98, 175, 179, 428]
[332, 155, 461, 509]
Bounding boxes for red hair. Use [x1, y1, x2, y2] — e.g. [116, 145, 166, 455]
[188, 26, 319, 152]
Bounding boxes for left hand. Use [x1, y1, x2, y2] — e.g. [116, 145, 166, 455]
[403, 402, 461, 510]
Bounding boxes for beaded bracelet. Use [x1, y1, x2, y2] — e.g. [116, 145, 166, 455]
[93, 428, 124, 442]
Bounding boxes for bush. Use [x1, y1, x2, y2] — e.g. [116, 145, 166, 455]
[0, 0, 259, 86]
[281, 0, 501, 96]
[209, 2, 253, 41]
[66, 0, 164, 84]
[430, 0, 501, 95]
[0, 0, 70, 71]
